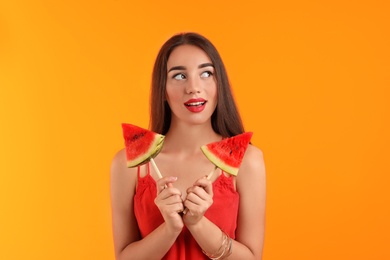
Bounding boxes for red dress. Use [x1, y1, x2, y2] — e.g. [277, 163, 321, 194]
[134, 164, 239, 259]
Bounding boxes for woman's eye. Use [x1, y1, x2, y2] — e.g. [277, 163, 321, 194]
[201, 71, 213, 78]
[173, 73, 186, 80]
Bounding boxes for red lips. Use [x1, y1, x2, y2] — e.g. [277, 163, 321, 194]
[184, 98, 207, 113]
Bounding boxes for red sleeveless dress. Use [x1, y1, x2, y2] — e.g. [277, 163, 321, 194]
[134, 164, 239, 259]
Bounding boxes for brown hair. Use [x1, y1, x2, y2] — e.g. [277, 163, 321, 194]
[150, 32, 245, 137]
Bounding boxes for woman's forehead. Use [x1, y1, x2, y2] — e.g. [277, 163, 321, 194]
[167, 45, 212, 69]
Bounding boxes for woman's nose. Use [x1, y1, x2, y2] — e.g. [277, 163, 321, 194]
[185, 77, 201, 94]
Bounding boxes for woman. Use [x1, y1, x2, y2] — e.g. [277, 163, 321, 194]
[111, 32, 266, 259]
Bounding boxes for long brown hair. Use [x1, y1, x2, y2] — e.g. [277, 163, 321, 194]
[150, 32, 245, 137]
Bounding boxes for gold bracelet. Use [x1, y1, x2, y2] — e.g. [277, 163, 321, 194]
[225, 237, 233, 258]
[202, 230, 232, 260]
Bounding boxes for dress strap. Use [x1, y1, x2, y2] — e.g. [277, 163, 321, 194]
[137, 162, 151, 179]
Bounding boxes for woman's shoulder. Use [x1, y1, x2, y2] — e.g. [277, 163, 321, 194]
[110, 148, 138, 188]
[236, 144, 266, 183]
[111, 148, 128, 172]
[112, 148, 126, 164]
[242, 144, 265, 168]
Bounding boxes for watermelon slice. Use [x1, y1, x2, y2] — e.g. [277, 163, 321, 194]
[121, 123, 165, 168]
[201, 132, 253, 176]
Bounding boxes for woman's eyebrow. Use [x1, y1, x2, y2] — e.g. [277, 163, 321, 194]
[198, 63, 214, 69]
[168, 66, 186, 72]
[168, 63, 214, 73]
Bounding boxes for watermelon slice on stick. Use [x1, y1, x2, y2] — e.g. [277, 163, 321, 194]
[183, 132, 253, 215]
[201, 132, 253, 179]
[121, 123, 165, 178]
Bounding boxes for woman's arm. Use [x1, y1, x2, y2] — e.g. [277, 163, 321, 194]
[110, 149, 184, 260]
[233, 145, 266, 259]
[184, 145, 266, 259]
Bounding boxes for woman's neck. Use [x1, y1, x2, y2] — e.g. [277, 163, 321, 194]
[163, 123, 221, 155]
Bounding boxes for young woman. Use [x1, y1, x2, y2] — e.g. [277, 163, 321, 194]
[110, 32, 266, 259]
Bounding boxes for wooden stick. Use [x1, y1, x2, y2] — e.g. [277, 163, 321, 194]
[150, 158, 163, 179]
[206, 166, 217, 180]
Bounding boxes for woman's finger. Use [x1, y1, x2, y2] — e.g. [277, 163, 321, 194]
[191, 177, 213, 196]
[156, 176, 178, 194]
[186, 186, 209, 201]
[161, 194, 183, 205]
[157, 188, 182, 202]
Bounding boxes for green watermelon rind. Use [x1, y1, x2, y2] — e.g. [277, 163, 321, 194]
[201, 146, 240, 176]
[200, 132, 253, 176]
[125, 133, 165, 168]
[130, 136, 164, 167]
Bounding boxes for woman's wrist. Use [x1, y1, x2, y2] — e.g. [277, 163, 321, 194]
[185, 218, 233, 259]
[202, 229, 233, 260]
[161, 221, 183, 238]
[183, 214, 205, 229]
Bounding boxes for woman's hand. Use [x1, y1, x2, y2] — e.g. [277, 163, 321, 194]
[155, 176, 184, 234]
[183, 176, 214, 226]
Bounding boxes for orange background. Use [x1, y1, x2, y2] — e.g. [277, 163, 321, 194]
[1, 1, 389, 259]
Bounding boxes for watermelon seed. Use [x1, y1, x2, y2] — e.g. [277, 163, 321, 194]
[132, 132, 145, 140]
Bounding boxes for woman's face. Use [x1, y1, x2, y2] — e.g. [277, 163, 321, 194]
[165, 44, 217, 127]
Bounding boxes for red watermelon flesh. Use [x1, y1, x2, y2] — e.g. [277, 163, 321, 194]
[201, 132, 253, 176]
[122, 123, 165, 168]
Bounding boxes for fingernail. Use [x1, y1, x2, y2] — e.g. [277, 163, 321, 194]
[169, 176, 177, 181]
